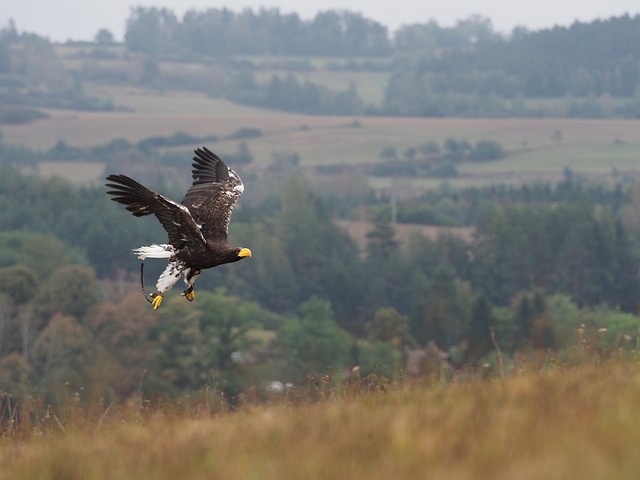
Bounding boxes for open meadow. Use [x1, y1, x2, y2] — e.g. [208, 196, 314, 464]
[3, 87, 640, 190]
[2, 361, 640, 480]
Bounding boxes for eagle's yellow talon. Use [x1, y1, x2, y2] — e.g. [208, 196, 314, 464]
[182, 288, 195, 301]
[151, 293, 164, 310]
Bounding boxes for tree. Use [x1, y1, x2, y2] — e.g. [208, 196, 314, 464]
[0, 232, 70, 280]
[403, 146, 418, 161]
[420, 140, 441, 156]
[234, 221, 298, 313]
[367, 307, 413, 348]
[274, 178, 362, 327]
[149, 297, 203, 394]
[379, 146, 398, 162]
[443, 138, 471, 161]
[356, 341, 402, 379]
[412, 265, 471, 348]
[0, 352, 32, 397]
[276, 297, 351, 381]
[90, 291, 156, 396]
[138, 289, 267, 400]
[196, 289, 260, 400]
[366, 216, 398, 259]
[466, 295, 494, 363]
[0, 265, 39, 306]
[125, 7, 179, 53]
[32, 313, 95, 396]
[470, 140, 505, 161]
[510, 291, 547, 349]
[34, 265, 101, 321]
[94, 29, 115, 45]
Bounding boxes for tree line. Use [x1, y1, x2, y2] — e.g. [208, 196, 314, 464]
[384, 15, 640, 116]
[124, 7, 392, 57]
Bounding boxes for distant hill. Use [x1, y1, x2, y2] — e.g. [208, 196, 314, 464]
[2, 11, 639, 117]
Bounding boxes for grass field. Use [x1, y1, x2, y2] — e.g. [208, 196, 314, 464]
[3, 87, 640, 189]
[2, 361, 640, 479]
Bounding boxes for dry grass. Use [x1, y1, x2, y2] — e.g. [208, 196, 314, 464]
[2, 361, 640, 479]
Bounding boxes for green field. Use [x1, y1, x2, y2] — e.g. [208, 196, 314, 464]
[2, 361, 640, 479]
[3, 87, 640, 189]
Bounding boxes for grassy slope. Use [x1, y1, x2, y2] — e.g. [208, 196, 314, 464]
[3, 86, 640, 190]
[2, 361, 640, 479]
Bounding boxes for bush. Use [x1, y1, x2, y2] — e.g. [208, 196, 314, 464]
[470, 140, 505, 161]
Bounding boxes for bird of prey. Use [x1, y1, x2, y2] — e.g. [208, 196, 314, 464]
[105, 147, 252, 310]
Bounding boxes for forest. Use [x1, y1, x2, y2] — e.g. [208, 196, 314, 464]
[0, 7, 639, 405]
[0, 162, 639, 402]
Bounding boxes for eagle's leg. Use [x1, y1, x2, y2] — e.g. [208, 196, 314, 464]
[183, 286, 195, 301]
[148, 260, 182, 310]
[181, 268, 201, 302]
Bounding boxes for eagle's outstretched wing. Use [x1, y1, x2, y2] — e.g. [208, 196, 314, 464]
[180, 147, 244, 242]
[105, 174, 205, 249]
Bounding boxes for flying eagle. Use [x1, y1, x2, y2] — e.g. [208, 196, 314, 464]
[105, 147, 252, 310]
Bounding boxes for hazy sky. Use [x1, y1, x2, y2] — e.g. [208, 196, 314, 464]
[2, 0, 639, 42]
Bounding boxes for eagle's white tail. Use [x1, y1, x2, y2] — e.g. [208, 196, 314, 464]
[132, 244, 174, 260]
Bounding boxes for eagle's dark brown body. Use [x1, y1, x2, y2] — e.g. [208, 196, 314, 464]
[105, 147, 251, 309]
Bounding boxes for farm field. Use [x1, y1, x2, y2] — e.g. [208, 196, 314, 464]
[2, 87, 640, 189]
[2, 361, 640, 480]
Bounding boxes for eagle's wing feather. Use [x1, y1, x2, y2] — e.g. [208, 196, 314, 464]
[106, 174, 205, 249]
[180, 147, 244, 241]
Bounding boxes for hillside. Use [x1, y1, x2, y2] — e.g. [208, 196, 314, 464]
[3, 90, 640, 192]
[2, 362, 640, 479]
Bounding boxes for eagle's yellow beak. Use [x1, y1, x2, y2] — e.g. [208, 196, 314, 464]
[238, 247, 252, 258]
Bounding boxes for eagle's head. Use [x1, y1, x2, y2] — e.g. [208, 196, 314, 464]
[208, 244, 252, 266]
[228, 247, 251, 264]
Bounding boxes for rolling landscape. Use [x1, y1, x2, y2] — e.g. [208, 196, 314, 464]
[1, 8, 640, 479]
[5, 85, 640, 188]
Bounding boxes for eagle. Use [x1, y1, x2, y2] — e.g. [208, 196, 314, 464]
[105, 147, 252, 310]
